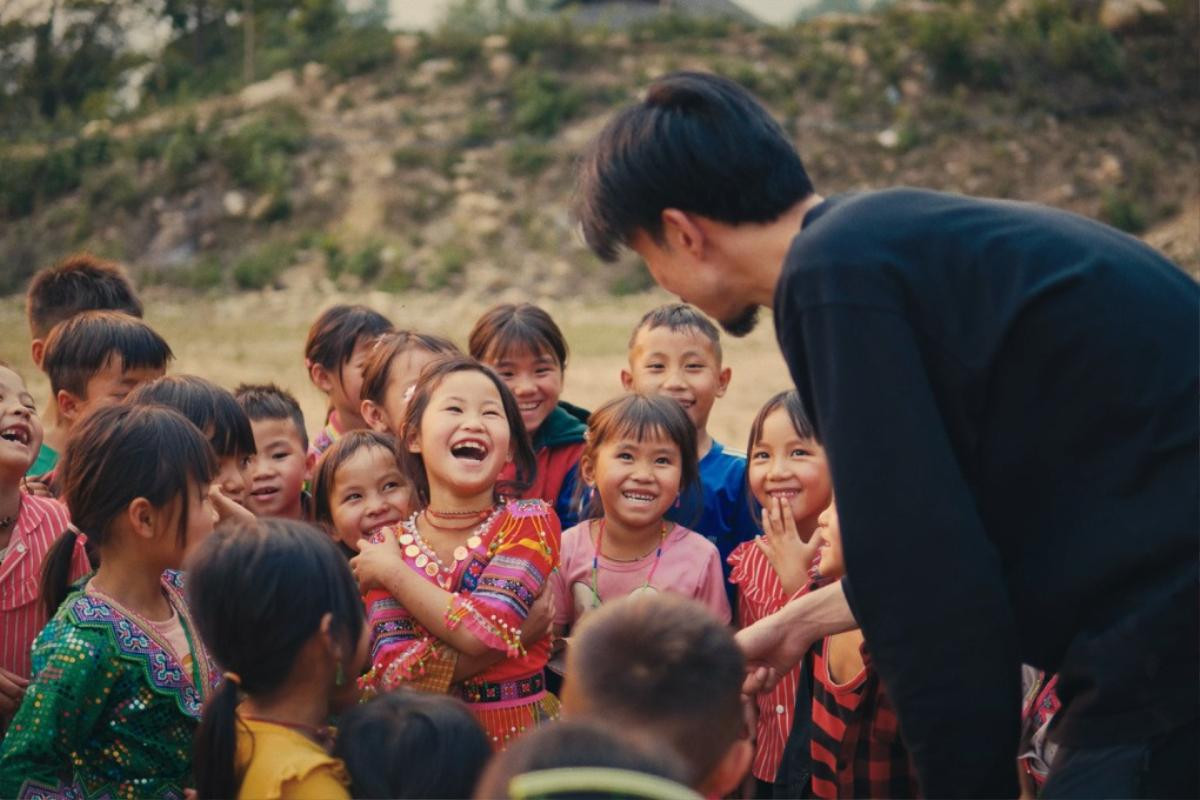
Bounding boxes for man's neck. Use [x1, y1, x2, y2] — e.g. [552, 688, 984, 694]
[728, 194, 825, 308]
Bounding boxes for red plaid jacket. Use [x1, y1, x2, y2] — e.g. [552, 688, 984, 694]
[809, 636, 921, 799]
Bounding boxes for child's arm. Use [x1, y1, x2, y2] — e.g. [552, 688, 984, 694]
[355, 506, 559, 659]
[452, 589, 555, 680]
[0, 622, 116, 797]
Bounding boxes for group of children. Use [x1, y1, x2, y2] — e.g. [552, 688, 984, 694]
[0, 253, 1054, 799]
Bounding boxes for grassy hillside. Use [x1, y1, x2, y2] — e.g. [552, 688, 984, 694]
[1, 0, 1196, 299]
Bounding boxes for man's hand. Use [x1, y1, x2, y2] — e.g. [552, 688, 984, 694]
[0, 666, 29, 718]
[351, 529, 406, 593]
[755, 496, 819, 595]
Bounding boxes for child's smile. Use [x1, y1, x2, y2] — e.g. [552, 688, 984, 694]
[414, 371, 512, 501]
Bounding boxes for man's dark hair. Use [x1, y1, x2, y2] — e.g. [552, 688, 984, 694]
[575, 71, 814, 261]
[26, 253, 143, 339]
[235, 383, 309, 452]
[568, 593, 745, 786]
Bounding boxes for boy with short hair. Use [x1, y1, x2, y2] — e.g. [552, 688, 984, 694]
[562, 593, 752, 797]
[622, 303, 757, 596]
[24, 254, 143, 477]
[0, 362, 89, 731]
[36, 311, 171, 484]
[235, 383, 312, 520]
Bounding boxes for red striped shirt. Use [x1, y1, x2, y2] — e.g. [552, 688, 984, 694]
[809, 636, 920, 799]
[0, 494, 90, 679]
[728, 541, 811, 784]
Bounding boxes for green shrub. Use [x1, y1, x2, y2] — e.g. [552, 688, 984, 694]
[1101, 188, 1148, 234]
[428, 242, 469, 289]
[507, 137, 554, 176]
[232, 240, 293, 289]
[163, 118, 210, 189]
[512, 72, 584, 137]
[1048, 20, 1126, 83]
[913, 9, 980, 88]
[0, 134, 116, 218]
[216, 105, 307, 192]
[462, 110, 501, 147]
[347, 241, 385, 281]
[322, 24, 395, 79]
[628, 13, 735, 43]
[504, 17, 587, 68]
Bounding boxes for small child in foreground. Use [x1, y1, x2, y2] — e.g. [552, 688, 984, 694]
[188, 519, 367, 800]
[235, 383, 313, 520]
[622, 304, 758, 603]
[474, 718, 699, 800]
[806, 500, 919, 799]
[0, 404, 220, 798]
[561, 593, 751, 797]
[333, 689, 491, 799]
[728, 390, 830, 796]
[0, 363, 88, 730]
[470, 303, 589, 528]
[305, 304, 393, 460]
[33, 310, 171, 490]
[312, 430, 412, 559]
[23, 253, 143, 477]
[549, 393, 729, 638]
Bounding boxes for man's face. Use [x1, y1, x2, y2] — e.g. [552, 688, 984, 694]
[630, 232, 760, 338]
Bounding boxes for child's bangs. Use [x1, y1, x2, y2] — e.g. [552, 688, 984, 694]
[210, 393, 258, 458]
[483, 326, 559, 367]
[108, 323, 173, 372]
[607, 414, 677, 450]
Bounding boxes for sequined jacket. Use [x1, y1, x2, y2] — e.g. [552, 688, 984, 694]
[0, 570, 218, 800]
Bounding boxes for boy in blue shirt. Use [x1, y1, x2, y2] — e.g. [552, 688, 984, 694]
[622, 304, 758, 604]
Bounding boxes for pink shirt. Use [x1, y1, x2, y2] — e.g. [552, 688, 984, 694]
[550, 519, 731, 628]
[0, 494, 90, 679]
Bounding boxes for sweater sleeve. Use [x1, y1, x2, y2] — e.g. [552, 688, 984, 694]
[788, 304, 1020, 798]
[0, 620, 119, 798]
[446, 501, 561, 655]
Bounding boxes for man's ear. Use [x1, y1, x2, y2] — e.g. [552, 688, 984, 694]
[661, 208, 706, 260]
[30, 339, 45, 370]
[361, 400, 390, 434]
[308, 361, 335, 394]
[56, 389, 83, 425]
[715, 365, 732, 398]
[701, 736, 753, 798]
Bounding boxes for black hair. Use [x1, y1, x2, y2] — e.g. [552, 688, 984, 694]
[574, 71, 814, 261]
[468, 303, 569, 370]
[312, 430, 405, 530]
[568, 593, 745, 787]
[26, 252, 143, 339]
[127, 375, 256, 459]
[41, 403, 216, 616]
[399, 355, 537, 506]
[304, 304, 393, 375]
[188, 519, 366, 800]
[744, 390, 819, 531]
[475, 718, 692, 799]
[629, 303, 723, 363]
[234, 382, 309, 452]
[577, 394, 699, 519]
[42, 310, 172, 398]
[360, 330, 460, 407]
[333, 689, 490, 798]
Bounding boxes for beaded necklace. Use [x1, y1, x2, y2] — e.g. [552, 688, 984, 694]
[589, 519, 669, 606]
[400, 506, 501, 589]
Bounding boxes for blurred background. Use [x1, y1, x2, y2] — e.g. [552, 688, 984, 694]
[0, 0, 1196, 443]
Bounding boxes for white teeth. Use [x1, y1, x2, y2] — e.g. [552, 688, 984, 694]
[622, 491, 656, 503]
[0, 427, 29, 445]
[451, 439, 488, 461]
[518, 401, 540, 411]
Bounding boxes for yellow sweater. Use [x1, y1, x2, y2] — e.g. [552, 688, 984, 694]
[236, 717, 350, 800]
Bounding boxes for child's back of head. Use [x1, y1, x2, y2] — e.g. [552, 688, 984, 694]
[25, 253, 142, 364]
[474, 718, 698, 800]
[333, 689, 490, 799]
[563, 593, 749, 795]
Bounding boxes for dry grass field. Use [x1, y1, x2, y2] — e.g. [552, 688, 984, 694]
[0, 287, 794, 451]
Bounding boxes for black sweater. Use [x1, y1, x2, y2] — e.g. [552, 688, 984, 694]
[773, 188, 1199, 798]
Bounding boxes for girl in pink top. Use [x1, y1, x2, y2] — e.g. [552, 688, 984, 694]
[550, 394, 730, 639]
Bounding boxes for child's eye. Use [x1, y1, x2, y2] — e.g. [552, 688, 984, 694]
[240, 456, 252, 469]
[751, 450, 769, 461]
[484, 409, 503, 417]
[273, 451, 289, 460]
[616, 452, 634, 462]
[791, 448, 811, 458]
[382, 481, 402, 491]
[445, 405, 462, 413]
[498, 372, 515, 380]
[341, 492, 362, 503]
[645, 362, 664, 371]
[655, 456, 674, 466]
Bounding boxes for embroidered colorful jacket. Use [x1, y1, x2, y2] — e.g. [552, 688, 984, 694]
[361, 499, 561, 747]
[0, 570, 218, 800]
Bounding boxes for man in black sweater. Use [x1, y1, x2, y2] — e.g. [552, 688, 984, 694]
[573, 71, 1198, 798]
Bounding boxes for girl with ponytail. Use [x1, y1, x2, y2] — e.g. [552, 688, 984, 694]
[0, 403, 221, 799]
[187, 518, 367, 800]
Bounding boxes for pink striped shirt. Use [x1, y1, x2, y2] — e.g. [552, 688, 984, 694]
[0, 494, 90, 679]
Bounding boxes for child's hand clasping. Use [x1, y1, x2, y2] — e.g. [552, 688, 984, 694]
[755, 496, 819, 596]
[351, 529, 405, 592]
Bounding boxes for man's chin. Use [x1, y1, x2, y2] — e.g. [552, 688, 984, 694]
[720, 305, 760, 338]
